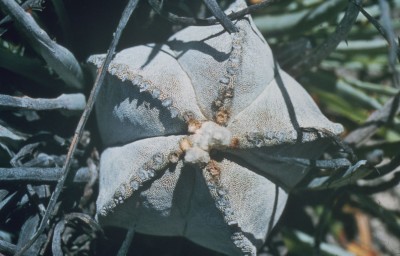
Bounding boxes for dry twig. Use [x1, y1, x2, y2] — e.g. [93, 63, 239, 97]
[0, 93, 85, 113]
[0, 0, 84, 89]
[148, 0, 280, 27]
[0, 167, 91, 183]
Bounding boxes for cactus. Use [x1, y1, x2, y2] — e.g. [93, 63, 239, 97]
[88, 1, 343, 254]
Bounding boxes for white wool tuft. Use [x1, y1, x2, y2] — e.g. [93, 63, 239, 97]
[184, 147, 210, 164]
[192, 121, 232, 151]
[184, 121, 232, 164]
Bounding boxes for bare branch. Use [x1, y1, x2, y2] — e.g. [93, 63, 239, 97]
[202, 0, 238, 33]
[148, 0, 279, 27]
[0, 0, 43, 27]
[0, 167, 91, 183]
[0, 93, 85, 114]
[0, 0, 84, 90]
[116, 227, 135, 256]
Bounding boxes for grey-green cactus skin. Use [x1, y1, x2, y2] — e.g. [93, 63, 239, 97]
[88, 1, 343, 255]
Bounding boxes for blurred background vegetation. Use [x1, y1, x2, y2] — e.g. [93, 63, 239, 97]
[0, 0, 399, 255]
[256, 1, 400, 255]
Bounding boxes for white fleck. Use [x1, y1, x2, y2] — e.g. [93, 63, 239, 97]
[139, 81, 150, 92]
[217, 189, 227, 196]
[220, 76, 230, 84]
[162, 98, 173, 107]
[138, 168, 148, 180]
[120, 73, 127, 82]
[132, 75, 143, 85]
[151, 89, 161, 99]
[168, 107, 179, 118]
[130, 180, 139, 190]
[148, 169, 155, 178]
[109, 66, 117, 75]
[226, 67, 237, 75]
[217, 198, 228, 207]
[228, 220, 238, 226]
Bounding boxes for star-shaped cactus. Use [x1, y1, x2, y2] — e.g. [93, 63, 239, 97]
[87, 1, 343, 255]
